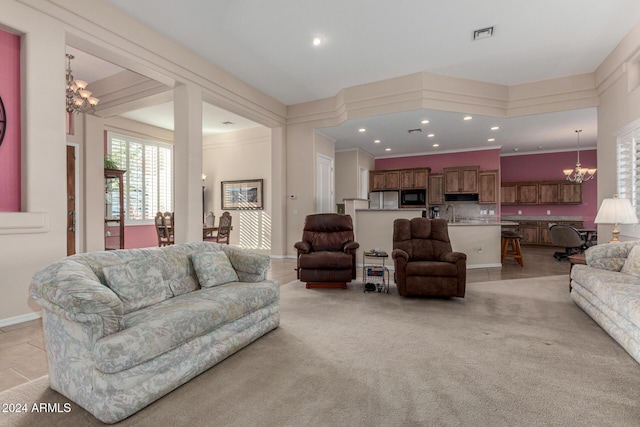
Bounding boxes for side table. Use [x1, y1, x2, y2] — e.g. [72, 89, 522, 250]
[362, 251, 390, 293]
[568, 253, 586, 291]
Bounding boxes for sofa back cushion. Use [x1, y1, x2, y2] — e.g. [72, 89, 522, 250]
[393, 218, 453, 261]
[192, 251, 239, 288]
[621, 245, 640, 277]
[103, 258, 169, 314]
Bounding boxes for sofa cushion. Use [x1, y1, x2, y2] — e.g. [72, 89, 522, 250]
[103, 258, 168, 314]
[93, 280, 279, 374]
[406, 261, 458, 277]
[298, 251, 352, 269]
[621, 245, 640, 277]
[192, 251, 239, 288]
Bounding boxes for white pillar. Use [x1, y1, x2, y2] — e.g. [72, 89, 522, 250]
[83, 114, 106, 252]
[173, 84, 203, 243]
[270, 127, 287, 256]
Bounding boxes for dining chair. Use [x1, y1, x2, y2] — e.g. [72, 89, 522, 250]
[154, 211, 174, 246]
[215, 212, 232, 244]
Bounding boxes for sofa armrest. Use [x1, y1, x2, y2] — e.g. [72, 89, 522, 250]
[29, 259, 124, 338]
[585, 241, 640, 271]
[440, 252, 467, 263]
[222, 247, 271, 282]
[294, 241, 311, 254]
[343, 241, 359, 253]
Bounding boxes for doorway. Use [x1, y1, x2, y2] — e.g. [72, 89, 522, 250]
[316, 154, 334, 213]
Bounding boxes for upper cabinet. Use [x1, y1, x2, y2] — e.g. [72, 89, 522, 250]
[443, 166, 479, 193]
[501, 180, 582, 205]
[370, 168, 429, 191]
[478, 170, 499, 204]
[428, 174, 444, 205]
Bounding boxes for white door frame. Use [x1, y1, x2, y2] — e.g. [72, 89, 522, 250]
[316, 153, 334, 213]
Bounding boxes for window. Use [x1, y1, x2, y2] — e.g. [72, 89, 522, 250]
[107, 132, 173, 224]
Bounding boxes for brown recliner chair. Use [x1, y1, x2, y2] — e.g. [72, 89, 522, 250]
[294, 213, 359, 289]
[392, 218, 466, 297]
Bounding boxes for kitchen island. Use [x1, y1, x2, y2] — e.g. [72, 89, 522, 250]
[353, 208, 515, 269]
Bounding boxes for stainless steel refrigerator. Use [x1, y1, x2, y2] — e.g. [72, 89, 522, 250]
[369, 191, 399, 209]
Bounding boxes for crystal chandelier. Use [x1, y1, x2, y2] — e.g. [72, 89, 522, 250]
[563, 129, 596, 183]
[65, 54, 99, 114]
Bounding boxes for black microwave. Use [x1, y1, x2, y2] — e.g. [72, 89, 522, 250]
[400, 189, 426, 206]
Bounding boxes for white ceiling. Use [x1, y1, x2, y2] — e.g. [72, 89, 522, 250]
[80, 1, 640, 155]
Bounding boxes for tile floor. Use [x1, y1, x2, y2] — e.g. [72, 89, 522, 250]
[0, 246, 571, 393]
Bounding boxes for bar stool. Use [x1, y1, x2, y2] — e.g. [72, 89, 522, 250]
[501, 230, 524, 267]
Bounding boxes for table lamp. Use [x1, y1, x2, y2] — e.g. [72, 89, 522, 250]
[594, 194, 638, 242]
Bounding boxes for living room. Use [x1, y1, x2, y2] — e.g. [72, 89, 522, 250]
[1, 1, 640, 425]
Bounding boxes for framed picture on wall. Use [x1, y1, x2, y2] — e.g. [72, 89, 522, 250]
[221, 179, 264, 210]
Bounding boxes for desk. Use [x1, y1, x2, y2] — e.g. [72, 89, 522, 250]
[577, 229, 597, 246]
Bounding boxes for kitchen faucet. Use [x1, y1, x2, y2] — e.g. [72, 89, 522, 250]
[446, 204, 455, 223]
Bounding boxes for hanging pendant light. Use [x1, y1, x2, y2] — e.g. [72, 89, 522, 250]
[563, 129, 596, 183]
[65, 54, 99, 114]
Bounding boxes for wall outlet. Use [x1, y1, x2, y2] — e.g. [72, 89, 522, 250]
[547, 210, 551, 215]
[489, 210, 495, 215]
[518, 210, 522, 215]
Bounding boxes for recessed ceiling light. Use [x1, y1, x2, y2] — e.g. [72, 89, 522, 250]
[487, 138, 495, 142]
[538, 146, 543, 149]
[491, 126, 500, 131]
[433, 144, 439, 147]
[312, 37, 323, 46]
[513, 148, 519, 152]
[374, 139, 381, 143]
[358, 128, 366, 132]
[385, 148, 391, 151]
[427, 133, 435, 138]
[421, 120, 429, 124]
[463, 116, 473, 121]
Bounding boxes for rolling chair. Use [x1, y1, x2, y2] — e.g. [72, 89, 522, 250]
[549, 224, 589, 261]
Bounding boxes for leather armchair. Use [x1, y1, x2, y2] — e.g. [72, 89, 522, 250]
[392, 218, 466, 297]
[294, 213, 359, 289]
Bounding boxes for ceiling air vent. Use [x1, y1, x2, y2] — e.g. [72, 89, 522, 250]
[473, 26, 494, 41]
[407, 128, 422, 134]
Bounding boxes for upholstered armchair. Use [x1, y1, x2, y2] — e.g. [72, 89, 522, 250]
[392, 218, 466, 297]
[294, 213, 359, 289]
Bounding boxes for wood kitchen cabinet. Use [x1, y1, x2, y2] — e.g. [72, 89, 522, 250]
[518, 221, 539, 245]
[428, 174, 444, 205]
[443, 166, 479, 193]
[501, 180, 582, 205]
[478, 170, 499, 204]
[370, 168, 429, 192]
[501, 183, 517, 204]
[515, 220, 585, 245]
[517, 183, 538, 204]
[370, 170, 399, 190]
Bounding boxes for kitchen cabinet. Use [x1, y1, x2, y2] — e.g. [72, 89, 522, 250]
[517, 183, 538, 204]
[370, 168, 429, 191]
[512, 220, 585, 245]
[428, 174, 444, 205]
[443, 166, 479, 193]
[501, 183, 517, 204]
[400, 169, 428, 189]
[501, 180, 582, 205]
[478, 170, 498, 204]
[370, 170, 399, 190]
[560, 183, 582, 204]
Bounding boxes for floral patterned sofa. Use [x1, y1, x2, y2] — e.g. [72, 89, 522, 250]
[30, 242, 280, 424]
[570, 241, 640, 363]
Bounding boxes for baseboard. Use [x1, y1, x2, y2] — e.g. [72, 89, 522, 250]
[0, 311, 42, 328]
[467, 263, 503, 269]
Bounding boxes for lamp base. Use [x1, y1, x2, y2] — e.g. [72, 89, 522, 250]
[610, 224, 620, 243]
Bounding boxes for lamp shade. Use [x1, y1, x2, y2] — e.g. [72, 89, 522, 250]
[594, 196, 638, 224]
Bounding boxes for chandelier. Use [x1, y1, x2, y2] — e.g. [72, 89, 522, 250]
[65, 54, 99, 114]
[563, 129, 596, 183]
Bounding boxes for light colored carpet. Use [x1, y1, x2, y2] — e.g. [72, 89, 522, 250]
[1, 276, 639, 426]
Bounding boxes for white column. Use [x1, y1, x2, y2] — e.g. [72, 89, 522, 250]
[173, 84, 203, 243]
[83, 114, 106, 252]
[270, 127, 286, 256]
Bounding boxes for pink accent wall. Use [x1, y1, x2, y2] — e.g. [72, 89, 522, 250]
[0, 30, 21, 212]
[124, 225, 159, 249]
[500, 150, 598, 227]
[375, 149, 501, 172]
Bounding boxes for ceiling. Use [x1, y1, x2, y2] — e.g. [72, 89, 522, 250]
[78, 1, 640, 155]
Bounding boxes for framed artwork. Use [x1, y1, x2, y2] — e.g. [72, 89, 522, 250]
[221, 179, 264, 210]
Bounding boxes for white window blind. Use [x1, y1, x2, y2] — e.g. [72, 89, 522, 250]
[107, 132, 173, 223]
